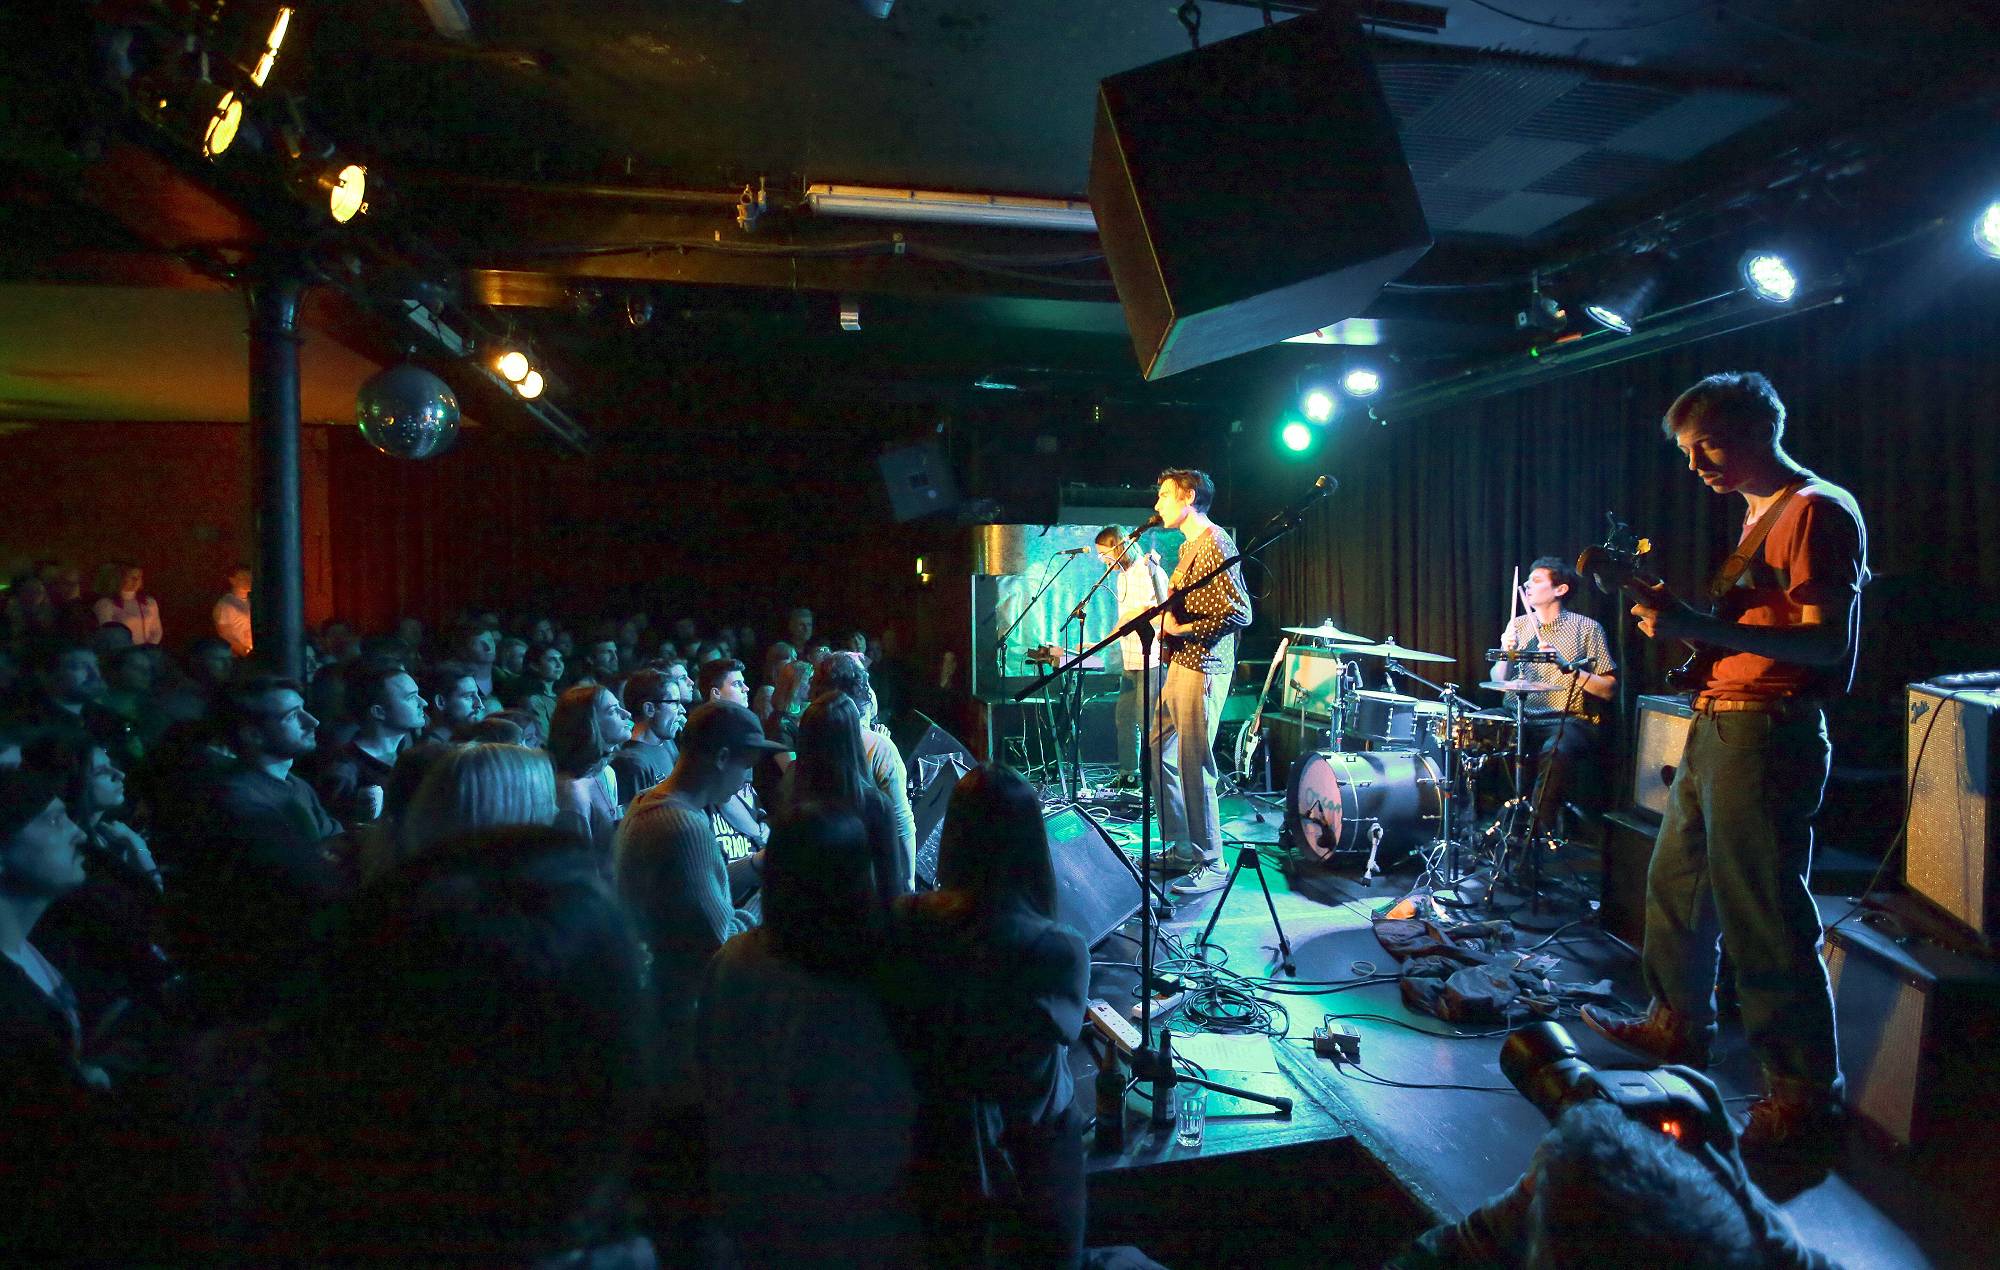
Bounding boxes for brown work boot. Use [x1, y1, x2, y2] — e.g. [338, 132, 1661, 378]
[1579, 1001, 1712, 1069]
[1740, 1079, 1845, 1161]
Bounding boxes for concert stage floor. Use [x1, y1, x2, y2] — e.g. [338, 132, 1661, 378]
[1072, 791, 1987, 1269]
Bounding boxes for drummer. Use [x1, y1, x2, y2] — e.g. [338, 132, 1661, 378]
[1491, 556, 1617, 836]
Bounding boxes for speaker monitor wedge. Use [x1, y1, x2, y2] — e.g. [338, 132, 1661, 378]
[1045, 802, 1144, 950]
[1089, 6, 1431, 379]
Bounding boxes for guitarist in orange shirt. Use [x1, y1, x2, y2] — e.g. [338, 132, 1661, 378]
[1582, 372, 1869, 1161]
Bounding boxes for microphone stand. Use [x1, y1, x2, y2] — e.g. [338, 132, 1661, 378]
[998, 550, 1087, 789]
[1064, 552, 1125, 802]
[1016, 482, 1335, 1126]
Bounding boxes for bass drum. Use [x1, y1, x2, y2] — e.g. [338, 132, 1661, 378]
[1285, 750, 1442, 864]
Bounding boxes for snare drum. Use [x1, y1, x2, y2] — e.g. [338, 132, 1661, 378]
[1285, 749, 1443, 863]
[1346, 690, 1419, 747]
[1454, 709, 1519, 755]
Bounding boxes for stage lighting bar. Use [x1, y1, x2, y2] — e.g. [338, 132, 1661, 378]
[1975, 200, 2000, 260]
[805, 183, 1097, 231]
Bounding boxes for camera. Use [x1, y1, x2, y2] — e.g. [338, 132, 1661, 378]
[1501, 1021, 1733, 1154]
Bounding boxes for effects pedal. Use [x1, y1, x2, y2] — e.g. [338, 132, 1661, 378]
[1313, 1024, 1361, 1063]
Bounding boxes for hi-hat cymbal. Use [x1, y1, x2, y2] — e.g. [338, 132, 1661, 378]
[1332, 637, 1454, 663]
[1479, 678, 1550, 693]
[1282, 620, 1367, 642]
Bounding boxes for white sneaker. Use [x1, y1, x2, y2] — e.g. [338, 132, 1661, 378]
[1170, 861, 1228, 895]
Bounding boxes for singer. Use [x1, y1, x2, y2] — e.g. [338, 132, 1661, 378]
[1145, 469, 1252, 895]
[1490, 556, 1616, 838]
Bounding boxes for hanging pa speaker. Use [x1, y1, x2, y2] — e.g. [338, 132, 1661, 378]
[878, 441, 961, 523]
[1905, 681, 2000, 946]
[1088, 6, 1431, 380]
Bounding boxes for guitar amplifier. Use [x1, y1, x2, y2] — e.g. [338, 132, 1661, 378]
[1905, 681, 2000, 946]
[1825, 914, 2000, 1148]
[1631, 694, 1695, 819]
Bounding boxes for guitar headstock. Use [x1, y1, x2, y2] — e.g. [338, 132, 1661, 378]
[1576, 512, 1657, 596]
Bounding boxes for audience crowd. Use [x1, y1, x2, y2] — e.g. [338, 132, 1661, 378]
[0, 560, 1077, 1268]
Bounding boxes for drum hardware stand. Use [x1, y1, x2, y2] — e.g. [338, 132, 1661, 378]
[1016, 480, 1336, 1127]
[1380, 658, 1476, 891]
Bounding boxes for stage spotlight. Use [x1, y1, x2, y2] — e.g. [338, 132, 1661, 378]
[517, 369, 546, 400]
[1740, 250, 1799, 303]
[201, 89, 244, 159]
[1280, 420, 1314, 453]
[494, 350, 530, 383]
[1341, 366, 1382, 398]
[1301, 388, 1336, 424]
[1584, 254, 1663, 334]
[322, 163, 368, 223]
[251, 8, 294, 87]
[1975, 201, 2000, 260]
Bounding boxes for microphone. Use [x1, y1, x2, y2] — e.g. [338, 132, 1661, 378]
[1126, 514, 1163, 540]
[1273, 475, 1338, 526]
[1054, 546, 1088, 556]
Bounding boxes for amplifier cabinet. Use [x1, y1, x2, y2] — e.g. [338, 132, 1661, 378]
[1825, 916, 2000, 1149]
[1905, 683, 2000, 946]
[1631, 693, 1694, 819]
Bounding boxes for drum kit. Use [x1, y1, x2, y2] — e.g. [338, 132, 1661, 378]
[1271, 619, 1568, 895]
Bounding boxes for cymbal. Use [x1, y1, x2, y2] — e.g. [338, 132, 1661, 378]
[1479, 678, 1550, 693]
[1283, 620, 1368, 642]
[1332, 637, 1454, 663]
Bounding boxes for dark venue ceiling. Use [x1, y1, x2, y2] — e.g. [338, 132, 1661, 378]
[2, 1, 1998, 434]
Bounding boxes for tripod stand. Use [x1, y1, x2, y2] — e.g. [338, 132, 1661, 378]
[1193, 843, 1295, 974]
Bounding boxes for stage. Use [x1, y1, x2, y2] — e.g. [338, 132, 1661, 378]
[1069, 791, 1982, 1269]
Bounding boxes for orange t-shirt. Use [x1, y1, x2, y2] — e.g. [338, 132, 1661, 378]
[1701, 475, 1869, 702]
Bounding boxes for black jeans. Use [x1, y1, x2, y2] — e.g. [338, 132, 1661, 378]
[1521, 714, 1599, 833]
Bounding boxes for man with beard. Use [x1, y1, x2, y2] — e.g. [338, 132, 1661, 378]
[612, 669, 687, 806]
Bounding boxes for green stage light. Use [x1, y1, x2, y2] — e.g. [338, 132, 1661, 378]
[1280, 420, 1314, 453]
[1301, 388, 1336, 424]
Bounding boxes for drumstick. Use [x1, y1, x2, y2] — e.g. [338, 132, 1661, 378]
[1507, 565, 1522, 651]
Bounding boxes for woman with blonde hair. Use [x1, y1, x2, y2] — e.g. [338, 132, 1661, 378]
[392, 744, 558, 874]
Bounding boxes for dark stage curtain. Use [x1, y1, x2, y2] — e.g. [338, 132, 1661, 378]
[1267, 269, 2000, 781]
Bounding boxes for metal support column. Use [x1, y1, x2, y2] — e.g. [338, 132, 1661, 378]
[247, 268, 307, 682]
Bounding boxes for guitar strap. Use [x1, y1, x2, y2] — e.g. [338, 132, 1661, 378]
[1705, 479, 1807, 603]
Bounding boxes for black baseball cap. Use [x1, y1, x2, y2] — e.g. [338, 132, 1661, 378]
[680, 701, 788, 757]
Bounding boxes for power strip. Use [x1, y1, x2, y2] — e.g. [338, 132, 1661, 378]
[1086, 998, 1141, 1056]
[1128, 990, 1188, 1023]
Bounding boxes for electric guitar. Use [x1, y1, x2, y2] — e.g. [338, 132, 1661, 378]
[1575, 518, 1715, 693]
